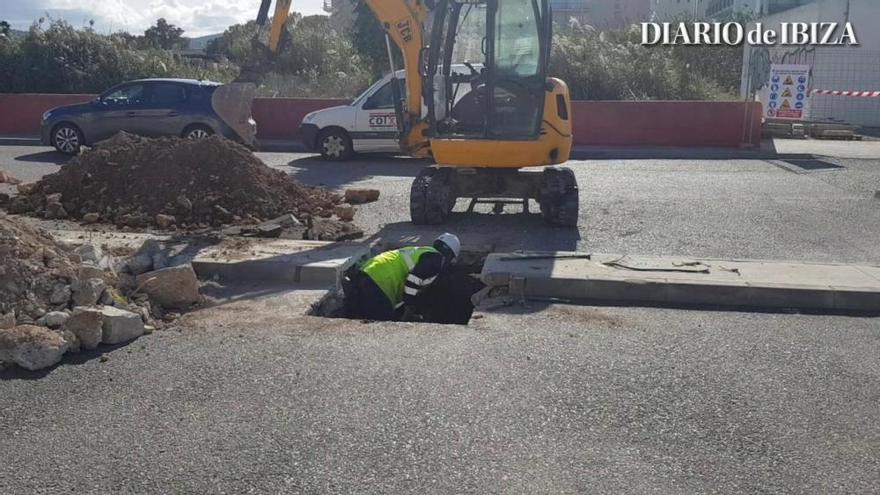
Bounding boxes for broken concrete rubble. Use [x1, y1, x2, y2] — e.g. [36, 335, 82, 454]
[0, 170, 22, 185]
[64, 308, 104, 350]
[155, 214, 176, 229]
[135, 264, 202, 309]
[0, 325, 69, 371]
[38, 311, 69, 329]
[100, 307, 145, 345]
[0, 312, 15, 329]
[49, 284, 72, 306]
[344, 189, 380, 205]
[72, 278, 107, 307]
[334, 204, 357, 222]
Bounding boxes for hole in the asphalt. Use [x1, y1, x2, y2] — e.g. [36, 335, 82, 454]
[310, 260, 486, 326]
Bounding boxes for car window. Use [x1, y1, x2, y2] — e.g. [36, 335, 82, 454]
[102, 84, 146, 106]
[150, 83, 189, 105]
[364, 80, 407, 110]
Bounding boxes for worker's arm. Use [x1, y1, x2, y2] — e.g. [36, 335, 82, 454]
[402, 252, 444, 306]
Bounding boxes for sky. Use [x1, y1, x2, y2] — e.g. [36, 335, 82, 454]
[2, 0, 328, 37]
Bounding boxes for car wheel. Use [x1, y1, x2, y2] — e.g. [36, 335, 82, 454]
[318, 128, 353, 161]
[183, 125, 214, 140]
[52, 123, 83, 155]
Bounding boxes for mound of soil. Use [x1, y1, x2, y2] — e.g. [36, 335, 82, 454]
[0, 213, 76, 320]
[11, 133, 344, 231]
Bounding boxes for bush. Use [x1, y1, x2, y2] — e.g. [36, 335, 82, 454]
[550, 25, 735, 101]
[0, 19, 235, 94]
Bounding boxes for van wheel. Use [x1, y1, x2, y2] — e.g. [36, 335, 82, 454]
[52, 123, 83, 155]
[318, 128, 353, 161]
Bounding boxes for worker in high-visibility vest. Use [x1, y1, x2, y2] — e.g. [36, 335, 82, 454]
[343, 233, 461, 321]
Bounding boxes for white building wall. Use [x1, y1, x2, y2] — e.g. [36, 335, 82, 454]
[741, 0, 880, 127]
[650, 0, 705, 19]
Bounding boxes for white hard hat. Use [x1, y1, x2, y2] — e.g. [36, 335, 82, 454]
[434, 233, 461, 259]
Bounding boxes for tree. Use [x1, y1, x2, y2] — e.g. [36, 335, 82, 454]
[350, 1, 388, 76]
[143, 18, 185, 50]
[0, 21, 10, 37]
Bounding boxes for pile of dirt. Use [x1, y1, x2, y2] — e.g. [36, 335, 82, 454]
[0, 213, 76, 321]
[8, 133, 357, 238]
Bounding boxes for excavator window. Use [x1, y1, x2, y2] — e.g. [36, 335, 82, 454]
[427, 0, 548, 141]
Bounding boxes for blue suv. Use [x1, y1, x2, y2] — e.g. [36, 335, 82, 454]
[41, 78, 247, 154]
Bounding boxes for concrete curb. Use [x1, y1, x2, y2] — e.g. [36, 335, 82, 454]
[481, 252, 880, 313]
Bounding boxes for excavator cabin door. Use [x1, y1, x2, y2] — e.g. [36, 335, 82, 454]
[425, 0, 550, 141]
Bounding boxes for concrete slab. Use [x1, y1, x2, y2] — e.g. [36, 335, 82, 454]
[192, 239, 370, 288]
[482, 252, 880, 312]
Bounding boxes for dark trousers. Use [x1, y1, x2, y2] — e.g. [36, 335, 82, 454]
[343, 272, 396, 321]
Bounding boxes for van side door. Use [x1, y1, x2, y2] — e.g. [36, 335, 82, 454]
[354, 80, 405, 152]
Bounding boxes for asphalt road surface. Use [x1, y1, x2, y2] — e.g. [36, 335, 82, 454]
[1, 144, 879, 493]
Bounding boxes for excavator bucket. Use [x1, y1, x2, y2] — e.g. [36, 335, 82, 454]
[212, 82, 258, 147]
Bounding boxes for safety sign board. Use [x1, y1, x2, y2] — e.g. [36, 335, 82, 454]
[764, 64, 810, 120]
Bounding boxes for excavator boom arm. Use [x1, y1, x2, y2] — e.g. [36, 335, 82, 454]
[364, 0, 431, 155]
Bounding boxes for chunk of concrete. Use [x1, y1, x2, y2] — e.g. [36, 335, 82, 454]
[49, 284, 72, 305]
[135, 264, 202, 309]
[344, 188, 380, 204]
[74, 244, 104, 265]
[125, 253, 154, 275]
[82, 213, 101, 224]
[72, 278, 106, 307]
[38, 311, 69, 329]
[0, 312, 15, 330]
[334, 204, 357, 222]
[64, 308, 104, 350]
[155, 214, 176, 229]
[100, 307, 145, 345]
[0, 325, 69, 371]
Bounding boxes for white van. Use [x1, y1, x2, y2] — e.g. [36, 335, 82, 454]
[299, 65, 480, 160]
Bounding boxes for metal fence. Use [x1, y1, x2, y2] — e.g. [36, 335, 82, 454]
[742, 46, 880, 128]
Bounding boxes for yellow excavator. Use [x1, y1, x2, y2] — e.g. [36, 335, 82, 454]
[218, 0, 578, 226]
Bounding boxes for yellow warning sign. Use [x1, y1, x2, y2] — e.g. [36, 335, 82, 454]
[781, 99, 792, 110]
[784, 75, 794, 85]
[782, 88, 793, 97]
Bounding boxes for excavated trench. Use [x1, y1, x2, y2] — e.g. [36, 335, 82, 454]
[310, 260, 486, 326]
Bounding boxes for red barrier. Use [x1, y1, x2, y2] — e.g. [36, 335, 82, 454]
[0, 94, 762, 147]
[0, 94, 95, 135]
[571, 100, 763, 147]
[252, 97, 349, 139]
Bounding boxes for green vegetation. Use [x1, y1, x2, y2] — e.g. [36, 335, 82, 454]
[0, 13, 745, 100]
[0, 19, 235, 94]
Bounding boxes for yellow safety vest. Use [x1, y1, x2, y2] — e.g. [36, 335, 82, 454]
[361, 246, 438, 306]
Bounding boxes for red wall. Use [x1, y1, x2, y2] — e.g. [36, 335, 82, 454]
[0, 93, 762, 148]
[252, 97, 349, 139]
[571, 101, 763, 148]
[0, 94, 95, 135]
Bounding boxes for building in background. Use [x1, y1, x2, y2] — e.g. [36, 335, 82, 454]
[552, 0, 651, 29]
[741, 0, 880, 127]
[650, 0, 705, 19]
[705, 0, 814, 17]
[651, 0, 814, 19]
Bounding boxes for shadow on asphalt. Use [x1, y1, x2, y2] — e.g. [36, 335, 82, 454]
[14, 151, 71, 164]
[0, 341, 134, 380]
[286, 154, 426, 188]
[372, 214, 583, 253]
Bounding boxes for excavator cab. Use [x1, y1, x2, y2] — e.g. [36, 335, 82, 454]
[427, 0, 549, 141]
